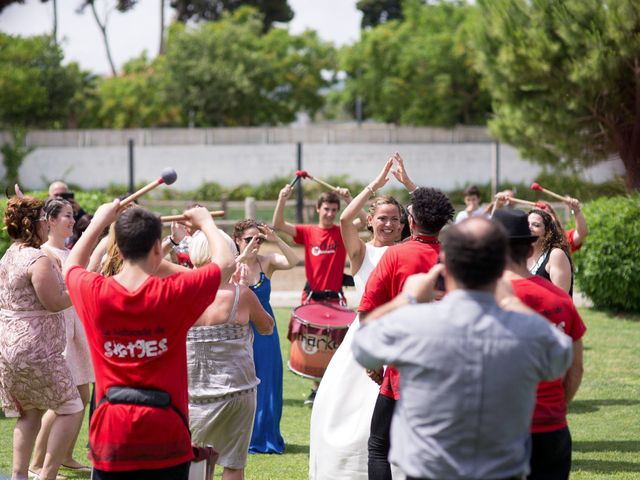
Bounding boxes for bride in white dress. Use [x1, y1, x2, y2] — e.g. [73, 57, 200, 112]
[309, 155, 415, 480]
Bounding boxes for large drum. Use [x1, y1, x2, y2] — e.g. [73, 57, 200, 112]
[287, 302, 356, 380]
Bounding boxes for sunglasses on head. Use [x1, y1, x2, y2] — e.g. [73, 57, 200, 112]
[244, 236, 265, 245]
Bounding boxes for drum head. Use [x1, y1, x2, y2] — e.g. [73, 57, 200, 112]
[292, 303, 356, 329]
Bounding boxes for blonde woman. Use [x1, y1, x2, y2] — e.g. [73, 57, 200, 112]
[187, 232, 274, 480]
[309, 154, 413, 480]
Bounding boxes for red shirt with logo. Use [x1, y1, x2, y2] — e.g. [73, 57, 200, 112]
[511, 275, 586, 433]
[293, 224, 346, 299]
[66, 263, 221, 471]
[358, 236, 440, 400]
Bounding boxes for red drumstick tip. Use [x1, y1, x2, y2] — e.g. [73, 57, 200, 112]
[531, 182, 543, 191]
[295, 170, 310, 178]
[535, 201, 547, 210]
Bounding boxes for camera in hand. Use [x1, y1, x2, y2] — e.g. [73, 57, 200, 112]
[57, 191, 75, 200]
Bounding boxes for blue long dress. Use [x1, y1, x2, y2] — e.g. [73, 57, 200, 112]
[249, 271, 285, 453]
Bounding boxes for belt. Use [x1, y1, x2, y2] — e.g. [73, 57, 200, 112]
[189, 386, 256, 404]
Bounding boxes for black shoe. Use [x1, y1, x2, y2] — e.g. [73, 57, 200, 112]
[304, 389, 317, 406]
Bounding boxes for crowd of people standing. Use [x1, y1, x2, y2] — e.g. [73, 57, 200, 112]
[0, 155, 589, 480]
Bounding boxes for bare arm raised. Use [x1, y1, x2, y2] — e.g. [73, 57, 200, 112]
[340, 158, 393, 275]
[272, 184, 297, 237]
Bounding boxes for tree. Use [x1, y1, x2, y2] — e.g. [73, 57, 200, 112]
[170, 0, 293, 32]
[340, 0, 491, 126]
[90, 54, 182, 128]
[356, 0, 403, 28]
[76, 1, 139, 76]
[472, 0, 640, 191]
[0, 33, 79, 128]
[162, 7, 334, 126]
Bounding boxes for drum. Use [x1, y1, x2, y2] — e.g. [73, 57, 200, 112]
[287, 302, 356, 380]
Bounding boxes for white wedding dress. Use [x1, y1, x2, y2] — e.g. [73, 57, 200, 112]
[309, 244, 405, 480]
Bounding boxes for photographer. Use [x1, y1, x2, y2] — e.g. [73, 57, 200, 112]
[48, 181, 87, 222]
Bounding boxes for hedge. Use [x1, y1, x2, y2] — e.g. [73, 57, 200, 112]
[574, 194, 640, 313]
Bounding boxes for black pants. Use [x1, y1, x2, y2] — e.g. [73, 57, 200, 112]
[368, 393, 396, 480]
[92, 461, 190, 480]
[528, 427, 572, 480]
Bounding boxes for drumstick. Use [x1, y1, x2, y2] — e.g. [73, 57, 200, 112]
[307, 174, 338, 191]
[120, 168, 178, 208]
[289, 170, 309, 188]
[530, 182, 566, 202]
[160, 210, 225, 223]
[508, 197, 538, 207]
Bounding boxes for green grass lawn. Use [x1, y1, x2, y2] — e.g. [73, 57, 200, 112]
[1, 308, 638, 479]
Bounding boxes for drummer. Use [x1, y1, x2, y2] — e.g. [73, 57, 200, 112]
[273, 184, 361, 405]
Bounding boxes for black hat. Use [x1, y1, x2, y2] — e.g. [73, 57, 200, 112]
[492, 209, 538, 242]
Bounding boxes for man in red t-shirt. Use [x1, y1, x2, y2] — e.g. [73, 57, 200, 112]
[273, 185, 355, 304]
[64, 202, 235, 479]
[494, 209, 585, 480]
[273, 184, 358, 403]
[358, 187, 454, 480]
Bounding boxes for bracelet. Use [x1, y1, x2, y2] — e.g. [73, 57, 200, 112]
[169, 236, 179, 246]
[365, 185, 376, 197]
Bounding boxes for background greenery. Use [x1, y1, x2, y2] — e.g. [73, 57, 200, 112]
[2, 1, 640, 190]
[0, 308, 638, 478]
[573, 194, 640, 312]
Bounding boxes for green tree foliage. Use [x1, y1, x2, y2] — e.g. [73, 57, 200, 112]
[0, 33, 79, 128]
[573, 195, 640, 312]
[162, 8, 335, 126]
[0, 129, 33, 189]
[170, 0, 293, 32]
[472, 0, 640, 191]
[340, 0, 491, 126]
[90, 54, 182, 128]
[356, 0, 403, 28]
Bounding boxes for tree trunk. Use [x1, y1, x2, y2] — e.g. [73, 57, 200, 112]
[619, 149, 640, 191]
[52, 0, 58, 43]
[159, 0, 165, 55]
[89, 1, 117, 76]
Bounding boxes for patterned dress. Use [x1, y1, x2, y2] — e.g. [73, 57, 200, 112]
[0, 243, 79, 416]
[43, 245, 95, 385]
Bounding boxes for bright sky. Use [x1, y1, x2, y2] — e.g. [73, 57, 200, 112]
[0, 0, 361, 74]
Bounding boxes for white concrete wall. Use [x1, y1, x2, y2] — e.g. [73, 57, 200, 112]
[15, 142, 625, 192]
[1, 126, 624, 191]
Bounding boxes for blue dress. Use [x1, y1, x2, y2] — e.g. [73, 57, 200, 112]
[249, 271, 285, 454]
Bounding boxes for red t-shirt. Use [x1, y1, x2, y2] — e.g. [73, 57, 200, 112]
[566, 228, 582, 253]
[66, 263, 221, 472]
[511, 275, 586, 433]
[293, 224, 346, 298]
[359, 236, 441, 400]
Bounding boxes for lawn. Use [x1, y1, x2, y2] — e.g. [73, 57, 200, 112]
[1, 308, 638, 479]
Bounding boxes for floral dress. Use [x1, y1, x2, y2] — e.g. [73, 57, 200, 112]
[0, 243, 79, 416]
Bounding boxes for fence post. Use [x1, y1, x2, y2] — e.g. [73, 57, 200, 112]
[245, 197, 256, 220]
[296, 142, 304, 224]
[128, 138, 135, 194]
[491, 141, 500, 197]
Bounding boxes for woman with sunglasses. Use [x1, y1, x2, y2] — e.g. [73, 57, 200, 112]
[232, 220, 299, 454]
[309, 154, 413, 480]
[0, 196, 84, 480]
[527, 208, 574, 295]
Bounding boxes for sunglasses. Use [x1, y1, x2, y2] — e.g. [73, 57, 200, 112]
[243, 236, 265, 245]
